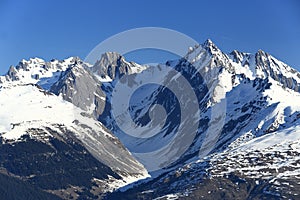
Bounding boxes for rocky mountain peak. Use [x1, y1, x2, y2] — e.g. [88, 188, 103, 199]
[101, 52, 123, 63]
[91, 52, 146, 81]
[50, 62, 106, 117]
[202, 39, 222, 54]
[203, 38, 215, 48]
[229, 50, 250, 64]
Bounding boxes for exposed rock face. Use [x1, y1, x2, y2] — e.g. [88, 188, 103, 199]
[91, 52, 146, 80]
[7, 66, 19, 81]
[50, 63, 106, 117]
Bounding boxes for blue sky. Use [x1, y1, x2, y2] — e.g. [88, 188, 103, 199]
[0, 0, 299, 74]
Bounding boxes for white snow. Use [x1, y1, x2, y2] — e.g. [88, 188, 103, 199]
[0, 84, 75, 139]
[94, 74, 113, 82]
[154, 193, 179, 200]
[0, 57, 81, 90]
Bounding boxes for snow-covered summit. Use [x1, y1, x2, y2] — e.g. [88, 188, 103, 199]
[184, 39, 300, 94]
[0, 56, 88, 89]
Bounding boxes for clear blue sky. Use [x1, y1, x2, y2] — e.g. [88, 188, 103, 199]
[0, 0, 299, 74]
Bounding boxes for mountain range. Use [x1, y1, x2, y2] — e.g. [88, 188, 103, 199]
[1, 39, 300, 199]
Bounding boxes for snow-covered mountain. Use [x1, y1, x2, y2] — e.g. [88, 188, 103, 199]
[0, 58, 149, 199]
[103, 40, 300, 199]
[1, 39, 300, 199]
